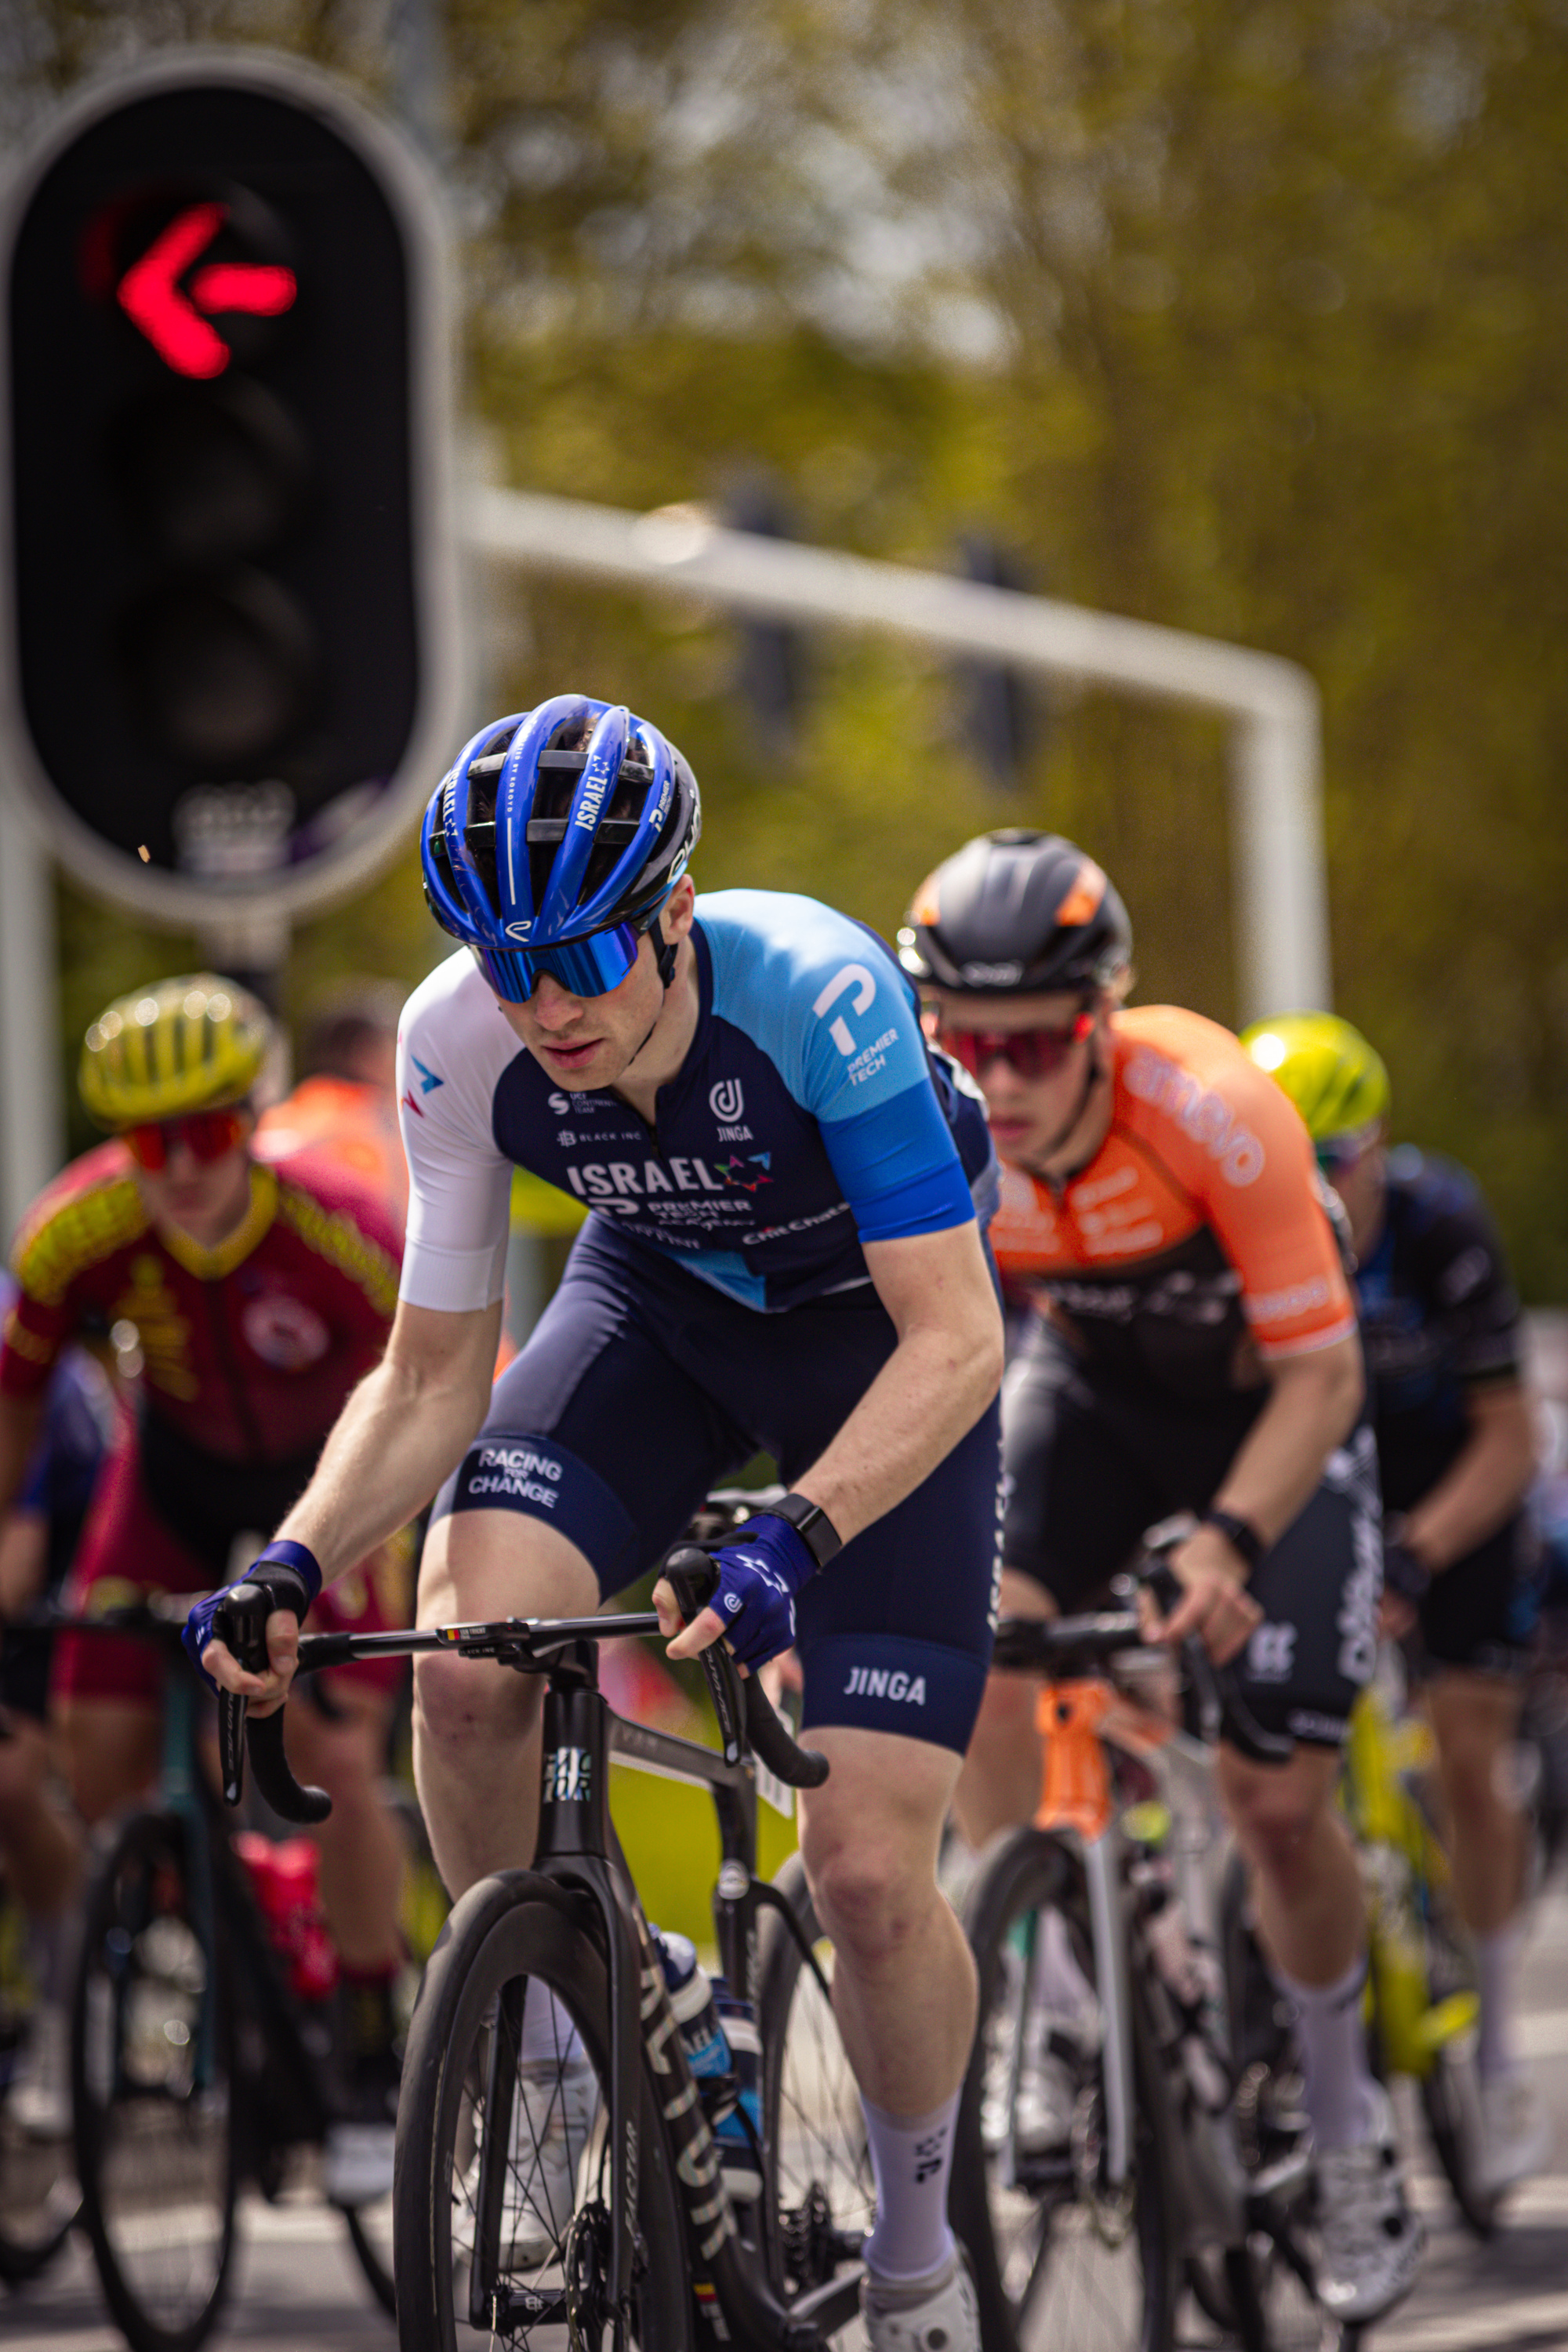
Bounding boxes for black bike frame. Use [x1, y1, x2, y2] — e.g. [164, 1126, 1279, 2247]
[291, 1614, 838, 2351]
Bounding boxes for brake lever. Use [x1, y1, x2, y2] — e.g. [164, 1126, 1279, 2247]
[1142, 1554, 1292, 1765]
[211, 1582, 332, 1822]
[661, 1543, 829, 1789]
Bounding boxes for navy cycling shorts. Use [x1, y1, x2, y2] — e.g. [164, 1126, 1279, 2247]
[431, 1220, 1004, 1755]
[1003, 1319, 1382, 1748]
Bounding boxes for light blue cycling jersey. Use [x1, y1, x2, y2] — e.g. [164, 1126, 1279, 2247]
[396, 889, 996, 1314]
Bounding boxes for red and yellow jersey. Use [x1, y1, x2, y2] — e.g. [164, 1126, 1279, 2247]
[990, 1007, 1356, 1399]
[2, 1141, 401, 1463]
[256, 1075, 409, 1236]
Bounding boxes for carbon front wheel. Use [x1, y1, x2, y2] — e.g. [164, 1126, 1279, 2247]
[953, 1828, 1176, 2352]
[757, 1850, 872, 2336]
[393, 1870, 691, 2352]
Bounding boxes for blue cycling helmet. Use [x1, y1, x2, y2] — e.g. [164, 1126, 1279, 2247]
[422, 694, 702, 1001]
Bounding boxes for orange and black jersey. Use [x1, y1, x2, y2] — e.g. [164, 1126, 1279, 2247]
[989, 1006, 1356, 1403]
[2, 1142, 400, 1465]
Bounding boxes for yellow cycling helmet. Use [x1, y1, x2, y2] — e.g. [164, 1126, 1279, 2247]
[1239, 1011, 1390, 1142]
[80, 975, 272, 1130]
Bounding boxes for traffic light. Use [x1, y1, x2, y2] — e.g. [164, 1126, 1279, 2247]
[0, 52, 458, 920]
[956, 535, 1041, 789]
[727, 476, 806, 753]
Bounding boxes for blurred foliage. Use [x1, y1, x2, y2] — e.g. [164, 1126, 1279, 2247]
[9, 0, 1567, 1290]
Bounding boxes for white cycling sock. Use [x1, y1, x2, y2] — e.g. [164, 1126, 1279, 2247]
[1278, 1954, 1381, 2151]
[1475, 1918, 1524, 2082]
[521, 1980, 586, 2071]
[1028, 1904, 1098, 2035]
[860, 2092, 960, 2283]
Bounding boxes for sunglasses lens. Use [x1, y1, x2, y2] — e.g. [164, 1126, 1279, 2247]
[125, 1111, 242, 1168]
[473, 923, 643, 1004]
[185, 1110, 242, 1162]
[941, 1015, 1088, 1080]
[534, 925, 642, 997]
[125, 1123, 166, 1171]
[471, 943, 535, 1002]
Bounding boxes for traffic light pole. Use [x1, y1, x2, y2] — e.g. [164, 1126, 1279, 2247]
[0, 794, 64, 1243]
[465, 488, 1330, 1021]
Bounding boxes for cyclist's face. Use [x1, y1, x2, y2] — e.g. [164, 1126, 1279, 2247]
[931, 987, 1108, 1167]
[130, 1117, 256, 1247]
[494, 878, 696, 1088]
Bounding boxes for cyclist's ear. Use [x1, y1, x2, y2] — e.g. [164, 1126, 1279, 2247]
[661, 877, 696, 943]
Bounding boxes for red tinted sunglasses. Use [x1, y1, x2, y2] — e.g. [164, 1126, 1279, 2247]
[124, 1108, 247, 1172]
[938, 1008, 1094, 1082]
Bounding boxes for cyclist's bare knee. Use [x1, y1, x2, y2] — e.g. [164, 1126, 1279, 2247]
[413, 1510, 598, 1771]
[799, 1729, 956, 1964]
[1218, 1742, 1341, 1882]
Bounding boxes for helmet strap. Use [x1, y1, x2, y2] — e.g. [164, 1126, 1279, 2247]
[649, 914, 678, 989]
[1036, 1007, 1111, 1185]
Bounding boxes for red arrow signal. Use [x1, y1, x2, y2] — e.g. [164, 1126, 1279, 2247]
[117, 201, 296, 379]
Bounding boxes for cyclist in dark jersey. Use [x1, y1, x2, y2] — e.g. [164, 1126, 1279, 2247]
[1243, 1010, 1548, 2198]
[194, 694, 1007, 2352]
[0, 1291, 114, 2131]
[0, 976, 412, 2194]
[901, 829, 1421, 2328]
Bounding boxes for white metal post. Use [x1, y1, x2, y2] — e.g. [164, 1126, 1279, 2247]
[463, 488, 1331, 1019]
[0, 793, 64, 1242]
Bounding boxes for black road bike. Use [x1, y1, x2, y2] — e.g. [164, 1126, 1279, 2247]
[217, 1538, 872, 2352]
[58, 1601, 401, 2352]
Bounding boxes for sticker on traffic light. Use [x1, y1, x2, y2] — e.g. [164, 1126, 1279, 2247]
[0, 51, 459, 923]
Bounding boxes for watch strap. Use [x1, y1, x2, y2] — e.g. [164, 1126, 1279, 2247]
[1201, 1508, 1266, 1573]
[770, 1492, 843, 1572]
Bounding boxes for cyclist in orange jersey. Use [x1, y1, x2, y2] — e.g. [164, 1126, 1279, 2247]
[900, 830, 1421, 2328]
[256, 980, 408, 1234]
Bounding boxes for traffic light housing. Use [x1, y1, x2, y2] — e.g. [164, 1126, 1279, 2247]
[956, 535, 1040, 789]
[0, 52, 459, 920]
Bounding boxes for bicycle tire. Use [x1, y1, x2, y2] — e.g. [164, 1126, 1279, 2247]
[1415, 1904, 1495, 2240]
[342, 2197, 397, 2314]
[755, 1849, 872, 2331]
[0, 1879, 80, 2285]
[393, 1868, 691, 2352]
[953, 1826, 1177, 2352]
[1206, 1849, 1329, 2352]
[71, 1808, 238, 2352]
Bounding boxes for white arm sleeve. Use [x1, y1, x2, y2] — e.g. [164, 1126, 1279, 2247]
[395, 953, 520, 1312]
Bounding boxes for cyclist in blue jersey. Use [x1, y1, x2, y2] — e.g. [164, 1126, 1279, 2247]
[1243, 1012, 1548, 2200]
[196, 695, 1006, 2352]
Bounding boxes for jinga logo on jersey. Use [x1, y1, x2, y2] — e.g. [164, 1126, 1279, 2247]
[812, 962, 877, 1055]
[543, 1745, 592, 1802]
[842, 1665, 927, 1704]
[709, 1077, 745, 1123]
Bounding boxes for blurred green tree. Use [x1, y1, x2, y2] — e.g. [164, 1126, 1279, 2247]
[13, 0, 1566, 1292]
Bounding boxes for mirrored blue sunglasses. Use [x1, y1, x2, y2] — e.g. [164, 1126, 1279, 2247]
[471, 920, 644, 1004]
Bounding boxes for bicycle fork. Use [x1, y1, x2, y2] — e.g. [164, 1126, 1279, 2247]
[532, 1657, 818, 2352]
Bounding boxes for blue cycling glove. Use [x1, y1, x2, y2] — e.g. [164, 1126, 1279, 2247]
[183, 1540, 323, 1694]
[704, 1513, 820, 1671]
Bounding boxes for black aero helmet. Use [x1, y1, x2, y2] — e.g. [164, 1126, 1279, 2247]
[898, 829, 1131, 996]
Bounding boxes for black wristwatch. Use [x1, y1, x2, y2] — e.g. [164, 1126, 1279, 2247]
[1202, 1507, 1266, 1573]
[770, 1492, 844, 1571]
